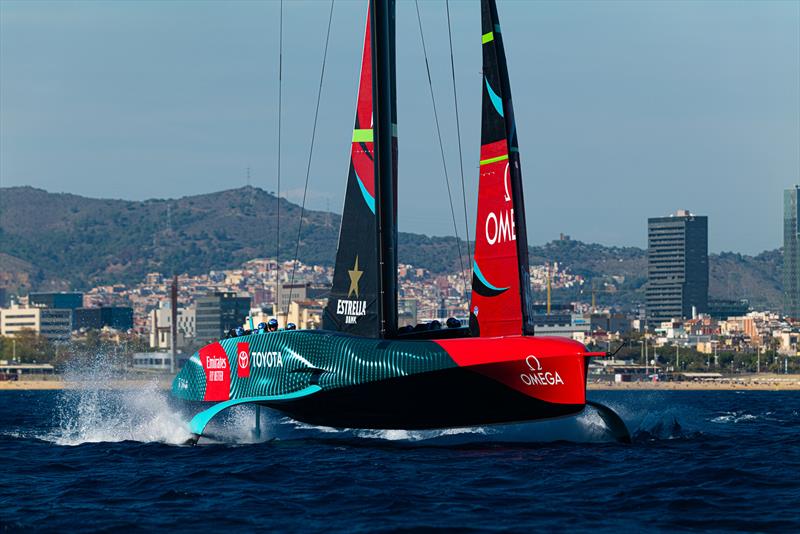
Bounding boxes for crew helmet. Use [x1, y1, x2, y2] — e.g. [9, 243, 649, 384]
[286, 322, 297, 330]
[446, 317, 461, 328]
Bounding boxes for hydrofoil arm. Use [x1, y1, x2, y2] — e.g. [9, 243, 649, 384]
[186, 385, 322, 443]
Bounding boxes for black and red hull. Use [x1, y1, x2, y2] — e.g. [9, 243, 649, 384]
[173, 331, 597, 434]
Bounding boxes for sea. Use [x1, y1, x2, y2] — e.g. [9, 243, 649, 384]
[1, 382, 798, 532]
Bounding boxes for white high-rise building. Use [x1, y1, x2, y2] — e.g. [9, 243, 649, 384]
[0, 304, 72, 341]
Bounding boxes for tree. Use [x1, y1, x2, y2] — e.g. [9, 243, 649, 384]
[0, 330, 55, 363]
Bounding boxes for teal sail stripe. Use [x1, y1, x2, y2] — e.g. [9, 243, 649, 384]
[473, 260, 509, 291]
[188, 385, 322, 436]
[484, 77, 504, 117]
[355, 170, 376, 214]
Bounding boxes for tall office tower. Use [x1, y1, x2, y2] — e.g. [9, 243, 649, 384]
[194, 292, 251, 342]
[646, 210, 709, 326]
[784, 186, 800, 319]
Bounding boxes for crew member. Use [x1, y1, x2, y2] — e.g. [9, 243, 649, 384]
[257, 322, 267, 334]
[267, 318, 279, 332]
[286, 322, 297, 330]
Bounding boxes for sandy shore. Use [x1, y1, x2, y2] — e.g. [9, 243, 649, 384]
[588, 379, 800, 391]
[2, 376, 799, 391]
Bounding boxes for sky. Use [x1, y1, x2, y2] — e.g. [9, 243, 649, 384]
[1, 0, 798, 255]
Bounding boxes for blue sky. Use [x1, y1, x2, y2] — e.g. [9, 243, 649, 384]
[1, 0, 798, 254]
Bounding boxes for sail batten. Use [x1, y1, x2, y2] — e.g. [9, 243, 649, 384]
[470, 0, 535, 337]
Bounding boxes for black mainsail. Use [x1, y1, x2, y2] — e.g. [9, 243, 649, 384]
[322, 0, 398, 338]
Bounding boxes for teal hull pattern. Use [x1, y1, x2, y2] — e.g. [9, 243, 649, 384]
[173, 330, 458, 403]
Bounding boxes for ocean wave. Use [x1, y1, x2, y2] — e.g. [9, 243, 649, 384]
[711, 412, 759, 424]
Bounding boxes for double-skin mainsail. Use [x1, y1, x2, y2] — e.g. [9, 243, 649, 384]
[469, 0, 535, 338]
[322, 0, 398, 338]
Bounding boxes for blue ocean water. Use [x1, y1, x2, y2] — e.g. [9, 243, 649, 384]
[0, 385, 798, 532]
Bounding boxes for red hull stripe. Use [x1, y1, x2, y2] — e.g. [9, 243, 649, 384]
[434, 336, 587, 405]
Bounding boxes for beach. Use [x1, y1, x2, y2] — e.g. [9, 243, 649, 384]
[588, 376, 800, 391]
[2, 375, 799, 391]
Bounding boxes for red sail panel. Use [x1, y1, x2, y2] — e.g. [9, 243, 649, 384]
[469, 0, 534, 338]
[351, 11, 374, 201]
[470, 139, 523, 337]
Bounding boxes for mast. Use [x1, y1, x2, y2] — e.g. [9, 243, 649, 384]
[488, 0, 534, 334]
[371, 0, 398, 337]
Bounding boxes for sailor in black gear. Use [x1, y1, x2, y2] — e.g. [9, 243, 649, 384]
[286, 322, 297, 330]
[446, 317, 461, 328]
[267, 318, 279, 332]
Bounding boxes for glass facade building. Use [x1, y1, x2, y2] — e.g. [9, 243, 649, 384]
[195, 292, 251, 342]
[73, 306, 134, 331]
[29, 292, 83, 310]
[646, 211, 708, 326]
[784, 186, 800, 318]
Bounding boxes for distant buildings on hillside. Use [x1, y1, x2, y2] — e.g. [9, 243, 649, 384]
[0, 291, 133, 342]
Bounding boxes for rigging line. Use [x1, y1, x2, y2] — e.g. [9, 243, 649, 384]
[414, 0, 467, 292]
[275, 0, 283, 313]
[288, 0, 335, 310]
[445, 0, 472, 269]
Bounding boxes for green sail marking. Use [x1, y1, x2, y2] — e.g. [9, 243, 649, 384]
[352, 129, 374, 143]
[479, 153, 509, 166]
[482, 31, 494, 44]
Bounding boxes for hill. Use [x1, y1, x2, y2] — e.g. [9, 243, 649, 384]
[0, 186, 783, 310]
[0, 186, 468, 291]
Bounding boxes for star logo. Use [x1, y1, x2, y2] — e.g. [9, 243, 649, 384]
[348, 255, 363, 298]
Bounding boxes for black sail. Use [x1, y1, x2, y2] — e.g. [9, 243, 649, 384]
[322, 0, 397, 337]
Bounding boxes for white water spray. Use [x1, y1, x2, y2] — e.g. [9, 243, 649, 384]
[47, 352, 193, 446]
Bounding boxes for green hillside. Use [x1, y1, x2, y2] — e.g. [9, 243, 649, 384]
[0, 186, 783, 310]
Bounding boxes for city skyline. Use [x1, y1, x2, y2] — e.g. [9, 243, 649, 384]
[1, 1, 797, 255]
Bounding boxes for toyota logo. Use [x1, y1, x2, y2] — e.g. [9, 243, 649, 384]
[238, 350, 249, 369]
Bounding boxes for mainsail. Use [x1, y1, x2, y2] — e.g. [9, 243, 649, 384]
[470, 0, 535, 337]
[322, 1, 398, 337]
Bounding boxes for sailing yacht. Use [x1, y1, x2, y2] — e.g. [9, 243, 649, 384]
[172, 0, 629, 442]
